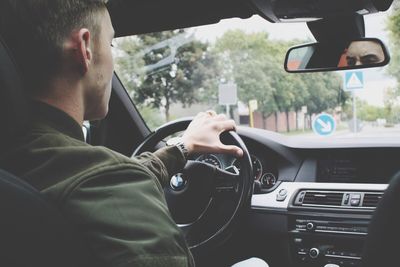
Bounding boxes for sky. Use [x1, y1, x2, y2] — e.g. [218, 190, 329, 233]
[193, 9, 397, 107]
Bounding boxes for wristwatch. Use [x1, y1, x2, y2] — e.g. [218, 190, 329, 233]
[166, 136, 189, 160]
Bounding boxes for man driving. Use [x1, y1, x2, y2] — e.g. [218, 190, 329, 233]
[0, 0, 268, 266]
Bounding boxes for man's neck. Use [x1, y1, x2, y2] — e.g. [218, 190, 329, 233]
[34, 80, 84, 126]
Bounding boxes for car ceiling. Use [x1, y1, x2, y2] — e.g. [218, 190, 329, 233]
[107, 0, 255, 37]
[106, 0, 394, 38]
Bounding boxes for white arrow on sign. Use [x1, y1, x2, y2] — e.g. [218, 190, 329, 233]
[317, 118, 332, 133]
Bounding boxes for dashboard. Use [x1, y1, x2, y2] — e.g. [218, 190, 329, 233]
[203, 126, 400, 267]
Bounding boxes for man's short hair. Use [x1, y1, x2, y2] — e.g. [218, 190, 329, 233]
[0, 0, 108, 95]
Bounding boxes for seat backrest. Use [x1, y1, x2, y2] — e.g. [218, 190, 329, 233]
[362, 172, 400, 267]
[0, 169, 93, 267]
[0, 34, 28, 147]
[0, 23, 97, 267]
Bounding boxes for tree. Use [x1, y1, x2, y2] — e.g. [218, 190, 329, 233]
[383, 86, 400, 123]
[387, 3, 400, 91]
[114, 30, 220, 121]
[355, 99, 386, 122]
[302, 72, 347, 114]
[214, 30, 347, 131]
[214, 30, 284, 128]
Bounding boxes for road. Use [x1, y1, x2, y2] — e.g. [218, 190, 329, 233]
[292, 125, 400, 139]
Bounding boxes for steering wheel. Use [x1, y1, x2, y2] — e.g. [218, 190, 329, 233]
[132, 118, 253, 254]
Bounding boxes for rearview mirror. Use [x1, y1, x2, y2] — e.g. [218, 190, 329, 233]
[284, 38, 390, 73]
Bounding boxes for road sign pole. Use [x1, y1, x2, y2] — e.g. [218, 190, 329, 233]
[249, 101, 254, 128]
[248, 100, 258, 128]
[353, 91, 357, 133]
[226, 104, 230, 118]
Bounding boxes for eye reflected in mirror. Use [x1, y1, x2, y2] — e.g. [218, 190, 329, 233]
[285, 38, 390, 73]
[343, 40, 385, 67]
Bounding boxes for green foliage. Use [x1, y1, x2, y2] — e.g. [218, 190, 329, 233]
[214, 30, 279, 116]
[383, 86, 400, 123]
[138, 106, 165, 130]
[387, 4, 400, 89]
[114, 30, 220, 121]
[342, 92, 400, 124]
[114, 29, 348, 130]
[356, 99, 386, 122]
[214, 30, 347, 119]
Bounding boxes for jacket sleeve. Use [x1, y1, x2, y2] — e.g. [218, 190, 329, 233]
[133, 146, 187, 187]
[62, 162, 194, 267]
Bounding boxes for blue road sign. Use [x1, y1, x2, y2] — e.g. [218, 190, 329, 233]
[344, 71, 364, 91]
[312, 114, 336, 136]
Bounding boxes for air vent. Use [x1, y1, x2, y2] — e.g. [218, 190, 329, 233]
[303, 191, 344, 206]
[362, 193, 383, 208]
[294, 190, 385, 209]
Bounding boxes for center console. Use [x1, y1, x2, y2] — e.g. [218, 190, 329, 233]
[290, 216, 368, 267]
[288, 189, 384, 267]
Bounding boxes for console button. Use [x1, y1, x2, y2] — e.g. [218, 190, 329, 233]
[279, 189, 287, 196]
[276, 189, 287, 201]
[350, 194, 361, 206]
[296, 224, 306, 230]
[298, 191, 305, 202]
[306, 222, 316, 231]
[309, 248, 319, 259]
[344, 193, 350, 204]
[294, 238, 303, 244]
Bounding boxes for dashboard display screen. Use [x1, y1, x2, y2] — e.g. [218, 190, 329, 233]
[317, 154, 399, 184]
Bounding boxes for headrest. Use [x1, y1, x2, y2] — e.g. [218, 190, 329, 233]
[0, 35, 29, 147]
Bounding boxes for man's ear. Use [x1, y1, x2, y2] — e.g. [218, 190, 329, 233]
[67, 28, 92, 75]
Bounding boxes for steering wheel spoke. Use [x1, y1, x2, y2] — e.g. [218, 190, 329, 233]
[214, 166, 240, 194]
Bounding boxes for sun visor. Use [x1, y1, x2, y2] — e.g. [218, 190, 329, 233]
[250, 0, 394, 23]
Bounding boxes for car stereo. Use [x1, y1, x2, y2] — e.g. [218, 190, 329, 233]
[290, 217, 368, 267]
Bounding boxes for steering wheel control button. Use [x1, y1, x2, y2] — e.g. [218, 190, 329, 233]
[214, 167, 240, 193]
[170, 174, 186, 191]
[276, 189, 288, 201]
[309, 248, 319, 259]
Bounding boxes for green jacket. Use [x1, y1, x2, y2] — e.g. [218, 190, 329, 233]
[0, 102, 195, 267]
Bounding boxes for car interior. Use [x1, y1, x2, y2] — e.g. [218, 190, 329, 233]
[0, 0, 399, 267]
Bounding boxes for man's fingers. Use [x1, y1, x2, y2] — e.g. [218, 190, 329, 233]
[214, 114, 227, 121]
[206, 110, 217, 116]
[218, 144, 243, 157]
[216, 120, 236, 132]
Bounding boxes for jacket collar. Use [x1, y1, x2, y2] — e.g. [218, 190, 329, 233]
[31, 101, 85, 142]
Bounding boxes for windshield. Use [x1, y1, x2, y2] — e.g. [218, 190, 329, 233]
[112, 8, 400, 141]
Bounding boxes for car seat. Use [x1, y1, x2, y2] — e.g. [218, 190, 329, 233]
[362, 172, 400, 267]
[0, 33, 95, 267]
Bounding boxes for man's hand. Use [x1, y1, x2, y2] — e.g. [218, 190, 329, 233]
[181, 111, 243, 157]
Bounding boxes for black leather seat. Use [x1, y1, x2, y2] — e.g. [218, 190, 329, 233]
[0, 34, 92, 267]
[362, 172, 400, 267]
